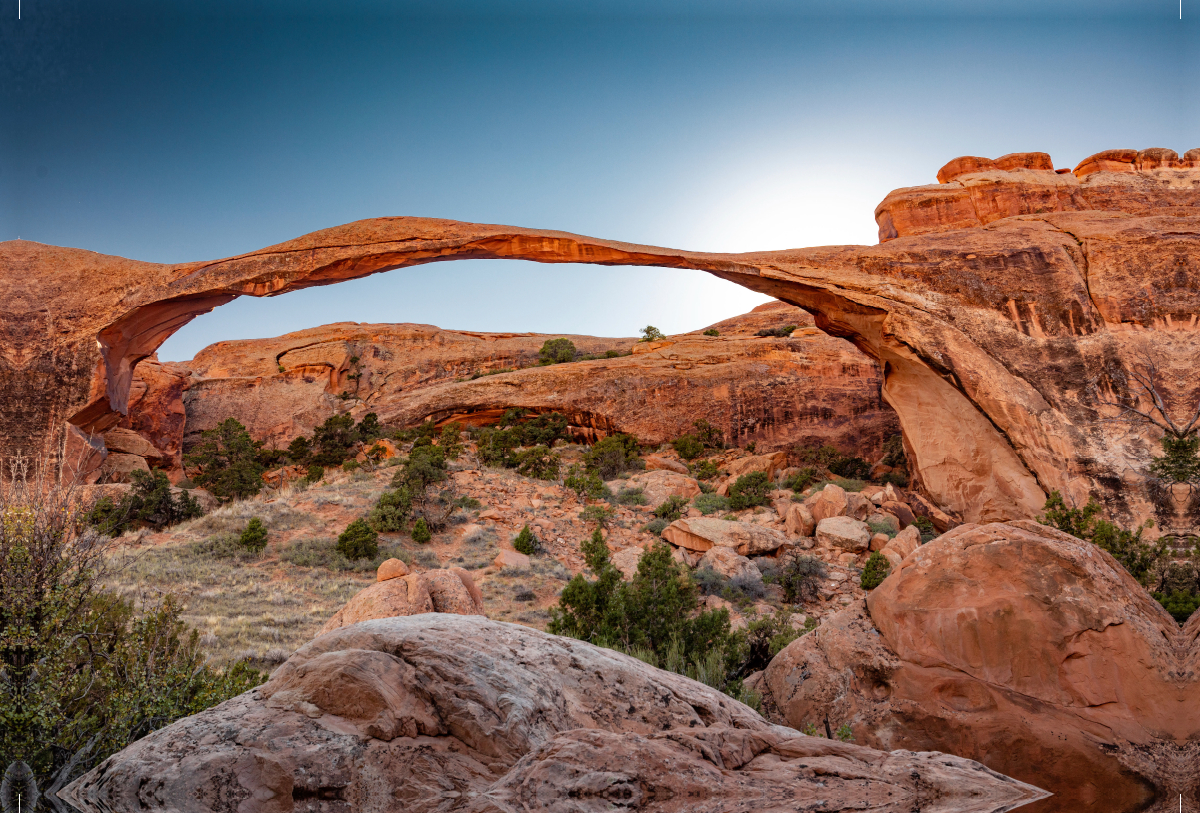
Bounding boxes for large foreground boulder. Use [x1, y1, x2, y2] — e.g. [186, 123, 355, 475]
[62, 615, 1047, 813]
[760, 521, 1200, 813]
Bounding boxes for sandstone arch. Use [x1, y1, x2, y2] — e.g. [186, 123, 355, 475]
[5, 147, 1200, 533]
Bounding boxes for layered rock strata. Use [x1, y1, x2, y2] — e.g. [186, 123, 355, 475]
[130, 301, 896, 480]
[757, 521, 1200, 813]
[6, 147, 1200, 534]
[61, 614, 1048, 813]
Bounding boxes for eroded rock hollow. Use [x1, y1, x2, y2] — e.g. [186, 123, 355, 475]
[5, 147, 1200, 534]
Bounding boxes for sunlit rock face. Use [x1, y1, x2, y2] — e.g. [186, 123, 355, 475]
[759, 521, 1200, 813]
[4, 147, 1200, 535]
[60, 614, 1049, 813]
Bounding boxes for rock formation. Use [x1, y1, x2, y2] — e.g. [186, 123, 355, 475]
[125, 301, 897, 481]
[61, 614, 1048, 813]
[6, 147, 1200, 535]
[756, 521, 1200, 813]
[319, 566, 485, 635]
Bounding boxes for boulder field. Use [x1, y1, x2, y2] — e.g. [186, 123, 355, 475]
[6, 148, 1200, 537]
[122, 301, 898, 480]
[755, 520, 1200, 813]
[61, 615, 1048, 813]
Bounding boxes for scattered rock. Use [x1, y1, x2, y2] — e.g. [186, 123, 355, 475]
[723, 451, 788, 481]
[784, 502, 815, 537]
[815, 516, 870, 552]
[661, 517, 789, 556]
[866, 511, 899, 534]
[493, 549, 531, 570]
[880, 525, 922, 569]
[611, 546, 644, 580]
[376, 558, 409, 581]
[620, 470, 701, 506]
[320, 568, 483, 634]
[644, 454, 689, 474]
[869, 533, 890, 551]
[698, 545, 760, 580]
[807, 484, 848, 522]
[880, 499, 915, 528]
[843, 491, 871, 521]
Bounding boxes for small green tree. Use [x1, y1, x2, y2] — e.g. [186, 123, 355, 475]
[583, 434, 641, 479]
[305, 464, 324, 483]
[777, 554, 827, 604]
[1040, 491, 1164, 585]
[860, 552, 891, 589]
[184, 418, 265, 502]
[411, 517, 432, 544]
[653, 495, 689, 522]
[703, 328, 719, 337]
[1149, 433, 1200, 484]
[356, 412, 383, 441]
[564, 465, 609, 501]
[239, 517, 269, 553]
[672, 434, 704, 461]
[538, 338, 577, 365]
[337, 518, 379, 560]
[369, 489, 412, 532]
[286, 435, 312, 464]
[514, 524, 540, 555]
[548, 529, 625, 643]
[439, 422, 465, 460]
[515, 445, 561, 480]
[311, 414, 360, 467]
[639, 326, 666, 342]
[728, 471, 771, 510]
[86, 470, 204, 536]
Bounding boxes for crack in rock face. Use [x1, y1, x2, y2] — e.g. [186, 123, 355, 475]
[759, 520, 1200, 813]
[4, 147, 1200, 534]
[59, 614, 1048, 813]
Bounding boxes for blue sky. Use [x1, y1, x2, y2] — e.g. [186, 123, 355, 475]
[1, 1, 1194, 359]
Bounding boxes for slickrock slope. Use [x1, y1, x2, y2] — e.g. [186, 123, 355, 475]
[758, 521, 1200, 813]
[132, 301, 896, 476]
[62, 615, 1048, 813]
[7, 147, 1200, 534]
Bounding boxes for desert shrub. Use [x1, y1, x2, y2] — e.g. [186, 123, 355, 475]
[691, 419, 724, 450]
[866, 517, 898, 538]
[745, 442, 757, 453]
[477, 426, 521, 468]
[672, 434, 704, 461]
[642, 517, 670, 536]
[86, 470, 204, 536]
[583, 434, 641, 480]
[782, 467, 817, 493]
[692, 492, 730, 515]
[639, 325, 666, 342]
[778, 554, 827, 604]
[722, 572, 766, 602]
[1149, 433, 1200, 483]
[239, 517, 269, 553]
[692, 567, 726, 596]
[393, 443, 448, 494]
[727, 471, 771, 511]
[305, 464, 324, 483]
[690, 459, 720, 480]
[754, 324, 797, 338]
[829, 455, 871, 480]
[184, 417, 265, 502]
[860, 552, 891, 589]
[517, 413, 569, 447]
[538, 338, 577, 365]
[913, 516, 937, 543]
[411, 517, 432, 544]
[369, 489, 413, 532]
[514, 524, 540, 556]
[653, 495, 689, 522]
[616, 487, 648, 506]
[310, 413, 360, 467]
[580, 504, 616, 527]
[738, 610, 802, 675]
[336, 518, 379, 560]
[830, 476, 867, 492]
[342, 459, 360, 472]
[438, 422, 465, 460]
[515, 445, 561, 480]
[1040, 490, 1164, 585]
[1, 490, 263, 796]
[1153, 589, 1200, 623]
[881, 470, 909, 487]
[703, 328, 719, 336]
[881, 433, 907, 468]
[564, 464, 609, 501]
[793, 444, 841, 467]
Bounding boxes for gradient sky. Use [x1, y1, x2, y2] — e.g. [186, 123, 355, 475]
[1, 1, 1195, 360]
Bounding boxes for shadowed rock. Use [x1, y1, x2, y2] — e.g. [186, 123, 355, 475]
[60, 615, 1048, 813]
[7, 148, 1200, 534]
[758, 521, 1200, 813]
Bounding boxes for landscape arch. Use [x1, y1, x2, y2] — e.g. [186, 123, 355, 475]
[5, 147, 1200, 535]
